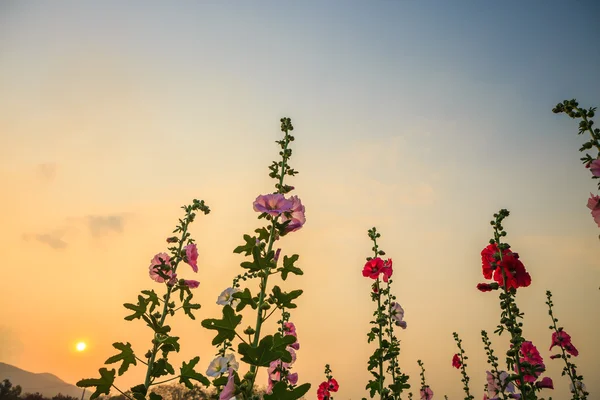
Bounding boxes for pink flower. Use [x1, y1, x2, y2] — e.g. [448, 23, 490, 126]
[284, 322, 300, 350]
[518, 342, 545, 383]
[587, 193, 600, 227]
[550, 330, 579, 356]
[184, 279, 200, 289]
[535, 377, 554, 390]
[219, 368, 235, 400]
[288, 372, 298, 385]
[253, 194, 293, 217]
[362, 258, 384, 279]
[390, 302, 407, 329]
[327, 378, 339, 392]
[280, 195, 306, 234]
[184, 243, 198, 272]
[149, 253, 173, 283]
[381, 259, 393, 282]
[420, 386, 433, 400]
[589, 159, 600, 177]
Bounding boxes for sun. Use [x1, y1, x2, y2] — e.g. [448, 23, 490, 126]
[76, 342, 87, 352]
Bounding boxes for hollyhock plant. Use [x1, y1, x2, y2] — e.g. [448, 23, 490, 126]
[418, 360, 433, 400]
[78, 200, 212, 400]
[546, 291, 587, 399]
[451, 333, 473, 400]
[317, 364, 338, 400]
[364, 228, 410, 400]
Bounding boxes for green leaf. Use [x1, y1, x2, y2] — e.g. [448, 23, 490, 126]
[141, 290, 160, 314]
[76, 368, 116, 400]
[272, 333, 296, 363]
[232, 288, 257, 312]
[233, 234, 256, 255]
[263, 382, 311, 400]
[255, 227, 270, 242]
[159, 336, 180, 353]
[201, 306, 242, 346]
[180, 357, 210, 389]
[123, 295, 147, 321]
[269, 286, 303, 309]
[182, 294, 201, 320]
[278, 254, 303, 281]
[238, 335, 286, 367]
[151, 358, 175, 378]
[130, 384, 147, 400]
[149, 393, 162, 400]
[104, 342, 137, 376]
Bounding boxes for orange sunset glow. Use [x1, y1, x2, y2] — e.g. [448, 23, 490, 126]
[1, 2, 599, 400]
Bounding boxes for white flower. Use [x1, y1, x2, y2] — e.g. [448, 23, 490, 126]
[225, 353, 239, 371]
[217, 287, 240, 307]
[206, 356, 228, 377]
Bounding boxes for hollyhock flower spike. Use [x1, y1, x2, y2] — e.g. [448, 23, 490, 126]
[318, 365, 338, 400]
[381, 258, 393, 282]
[253, 193, 293, 217]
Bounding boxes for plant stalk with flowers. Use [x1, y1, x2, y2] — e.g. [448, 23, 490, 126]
[77, 200, 212, 400]
[316, 364, 339, 400]
[545, 291, 588, 400]
[481, 330, 512, 400]
[417, 360, 433, 400]
[200, 117, 309, 400]
[552, 99, 600, 229]
[476, 209, 555, 400]
[451, 332, 474, 400]
[362, 228, 409, 400]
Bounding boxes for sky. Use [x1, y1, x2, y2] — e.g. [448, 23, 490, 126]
[1, 1, 600, 399]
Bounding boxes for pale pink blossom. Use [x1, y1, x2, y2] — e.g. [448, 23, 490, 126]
[253, 194, 293, 217]
[280, 195, 306, 233]
[149, 253, 173, 283]
[184, 243, 199, 272]
[587, 193, 600, 227]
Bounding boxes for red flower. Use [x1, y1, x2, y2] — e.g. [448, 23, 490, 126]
[481, 244, 509, 279]
[550, 330, 579, 357]
[362, 258, 384, 280]
[327, 378, 339, 392]
[317, 382, 331, 400]
[381, 259, 393, 282]
[452, 354, 461, 369]
[493, 252, 531, 290]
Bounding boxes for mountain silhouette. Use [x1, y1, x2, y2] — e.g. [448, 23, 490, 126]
[0, 362, 89, 399]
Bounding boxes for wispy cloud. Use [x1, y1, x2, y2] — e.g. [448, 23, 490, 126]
[35, 162, 57, 181]
[86, 214, 128, 237]
[22, 230, 68, 250]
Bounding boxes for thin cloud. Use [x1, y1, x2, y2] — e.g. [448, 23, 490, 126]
[36, 162, 57, 181]
[86, 214, 129, 237]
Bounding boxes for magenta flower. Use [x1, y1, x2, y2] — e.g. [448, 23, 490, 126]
[535, 377, 554, 390]
[419, 386, 433, 400]
[589, 159, 600, 177]
[253, 194, 293, 217]
[149, 253, 173, 283]
[184, 243, 199, 272]
[381, 258, 393, 282]
[280, 195, 306, 233]
[587, 193, 600, 227]
[184, 279, 200, 289]
[549, 330, 579, 356]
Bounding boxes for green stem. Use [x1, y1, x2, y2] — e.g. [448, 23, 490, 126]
[151, 376, 181, 386]
[386, 282, 398, 400]
[376, 277, 384, 400]
[111, 385, 134, 400]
